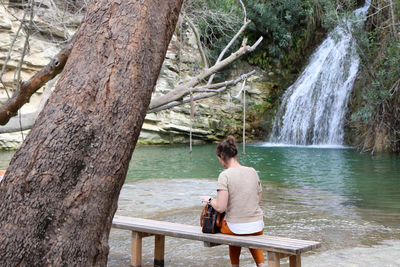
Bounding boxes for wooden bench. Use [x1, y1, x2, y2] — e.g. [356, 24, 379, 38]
[112, 215, 321, 267]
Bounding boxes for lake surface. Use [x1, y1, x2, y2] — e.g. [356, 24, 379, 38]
[1, 144, 399, 266]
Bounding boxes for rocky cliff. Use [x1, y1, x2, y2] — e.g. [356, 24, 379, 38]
[0, 2, 272, 150]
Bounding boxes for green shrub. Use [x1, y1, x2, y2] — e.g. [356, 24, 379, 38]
[185, 0, 339, 69]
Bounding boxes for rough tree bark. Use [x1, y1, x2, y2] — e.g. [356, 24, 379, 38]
[0, 0, 182, 266]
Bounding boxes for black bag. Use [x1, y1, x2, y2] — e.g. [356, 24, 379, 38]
[200, 203, 225, 234]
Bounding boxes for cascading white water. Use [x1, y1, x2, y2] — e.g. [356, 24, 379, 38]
[270, 3, 370, 146]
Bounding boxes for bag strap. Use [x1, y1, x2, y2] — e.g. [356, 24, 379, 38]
[200, 203, 208, 227]
[216, 212, 225, 228]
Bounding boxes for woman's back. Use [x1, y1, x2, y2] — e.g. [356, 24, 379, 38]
[218, 166, 263, 223]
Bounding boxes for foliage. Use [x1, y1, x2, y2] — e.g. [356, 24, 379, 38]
[182, 0, 243, 63]
[246, 0, 308, 57]
[352, 38, 400, 121]
[349, 0, 400, 152]
[244, 0, 338, 70]
[248, 101, 272, 117]
[183, 0, 355, 71]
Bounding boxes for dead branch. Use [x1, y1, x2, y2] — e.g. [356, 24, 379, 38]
[185, 16, 208, 68]
[0, 37, 74, 125]
[148, 88, 226, 114]
[205, 0, 249, 86]
[0, 75, 58, 133]
[193, 69, 255, 91]
[14, 0, 35, 95]
[0, 8, 27, 97]
[148, 70, 255, 113]
[149, 37, 262, 110]
[238, 0, 247, 24]
[207, 20, 252, 85]
[0, 112, 38, 133]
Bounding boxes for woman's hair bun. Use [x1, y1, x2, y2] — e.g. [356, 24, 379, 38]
[226, 136, 236, 146]
[216, 136, 238, 162]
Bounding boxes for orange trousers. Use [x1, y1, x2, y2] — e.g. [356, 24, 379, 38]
[220, 220, 264, 265]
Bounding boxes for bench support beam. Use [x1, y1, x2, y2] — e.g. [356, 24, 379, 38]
[267, 252, 280, 267]
[131, 232, 143, 267]
[289, 254, 301, 267]
[131, 232, 154, 267]
[267, 252, 301, 267]
[154, 235, 165, 267]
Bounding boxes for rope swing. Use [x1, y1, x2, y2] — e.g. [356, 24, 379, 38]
[240, 77, 247, 155]
[231, 76, 248, 154]
[189, 90, 194, 155]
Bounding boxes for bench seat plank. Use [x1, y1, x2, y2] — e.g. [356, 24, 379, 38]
[112, 216, 321, 255]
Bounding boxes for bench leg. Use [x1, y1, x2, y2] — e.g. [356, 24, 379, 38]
[131, 232, 143, 267]
[154, 235, 165, 267]
[267, 252, 280, 267]
[289, 255, 301, 267]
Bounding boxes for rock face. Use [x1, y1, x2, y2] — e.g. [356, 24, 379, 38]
[138, 25, 271, 145]
[140, 38, 270, 144]
[0, 2, 271, 149]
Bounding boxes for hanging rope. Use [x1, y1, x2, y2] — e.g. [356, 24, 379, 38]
[231, 76, 248, 154]
[226, 81, 232, 103]
[241, 78, 247, 155]
[189, 90, 194, 154]
[178, 18, 182, 77]
[18, 109, 24, 141]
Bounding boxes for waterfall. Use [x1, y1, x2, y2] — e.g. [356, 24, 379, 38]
[269, 3, 370, 146]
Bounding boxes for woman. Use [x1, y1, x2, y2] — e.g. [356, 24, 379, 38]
[0, 170, 5, 182]
[202, 136, 265, 267]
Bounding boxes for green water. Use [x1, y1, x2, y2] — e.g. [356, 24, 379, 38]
[117, 144, 400, 266]
[1, 144, 400, 266]
[125, 144, 400, 213]
[2, 144, 399, 216]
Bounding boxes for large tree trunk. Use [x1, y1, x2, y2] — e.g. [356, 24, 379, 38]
[0, 1, 182, 266]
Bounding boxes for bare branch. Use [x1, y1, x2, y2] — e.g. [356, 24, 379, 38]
[365, 4, 391, 18]
[185, 16, 208, 68]
[149, 37, 262, 110]
[0, 69, 256, 132]
[194, 70, 255, 91]
[148, 70, 256, 113]
[148, 87, 226, 114]
[238, 0, 247, 23]
[182, 0, 242, 47]
[207, 20, 252, 85]
[0, 112, 38, 133]
[14, 0, 35, 95]
[0, 8, 27, 97]
[0, 37, 74, 125]
[0, 75, 58, 134]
